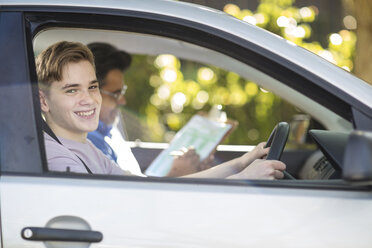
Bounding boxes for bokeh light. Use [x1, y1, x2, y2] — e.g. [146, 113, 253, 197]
[243, 15, 257, 25]
[277, 16, 289, 27]
[196, 90, 209, 103]
[199, 67, 214, 81]
[197, 67, 216, 86]
[343, 15, 357, 30]
[299, 7, 315, 22]
[149, 75, 162, 87]
[171, 92, 186, 113]
[166, 114, 181, 130]
[254, 13, 266, 24]
[329, 33, 343, 45]
[245, 82, 259, 97]
[154, 54, 179, 68]
[160, 68, 178, 83]
[223, 3, 240, 17]
[157, 85, 170, 99]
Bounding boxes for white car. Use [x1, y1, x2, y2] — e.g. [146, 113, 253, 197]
[1, 0, 372, 247]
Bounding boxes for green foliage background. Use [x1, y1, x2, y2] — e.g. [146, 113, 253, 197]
[123, 0, 356, 145]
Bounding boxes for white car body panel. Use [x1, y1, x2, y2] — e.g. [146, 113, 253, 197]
[2, 176, 372, 247]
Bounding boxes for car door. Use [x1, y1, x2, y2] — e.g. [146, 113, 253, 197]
[1, 2, 372, 248]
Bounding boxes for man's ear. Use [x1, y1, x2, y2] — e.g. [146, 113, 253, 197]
[39, 89, 50, 112]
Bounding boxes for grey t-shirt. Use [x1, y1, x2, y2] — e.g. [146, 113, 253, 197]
[44, 132, 131, 175]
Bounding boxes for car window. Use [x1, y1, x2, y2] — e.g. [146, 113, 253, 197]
[31, 27, 348, 180]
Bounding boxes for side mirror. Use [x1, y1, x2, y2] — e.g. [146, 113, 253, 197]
[343, 131, 372, 185]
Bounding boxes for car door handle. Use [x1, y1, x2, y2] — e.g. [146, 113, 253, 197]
[21, 227, 103, 242]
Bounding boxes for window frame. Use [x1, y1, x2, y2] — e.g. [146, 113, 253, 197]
[0, 11, 45, 174]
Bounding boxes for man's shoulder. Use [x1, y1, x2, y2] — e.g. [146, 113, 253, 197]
[44, 132, 60, 146]
[44, 132, 74, 156]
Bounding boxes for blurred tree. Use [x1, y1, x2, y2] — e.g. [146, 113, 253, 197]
[123, 0, 357, 145]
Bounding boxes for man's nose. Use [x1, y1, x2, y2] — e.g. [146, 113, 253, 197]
[117, 94, 126, 106]
[80, 90, 95, 104]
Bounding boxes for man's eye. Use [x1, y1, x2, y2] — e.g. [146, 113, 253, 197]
[89, 85, 99, 90]
[66, 89, 77, 93]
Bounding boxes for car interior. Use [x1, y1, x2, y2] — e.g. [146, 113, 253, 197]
[33, 27, 356, 182]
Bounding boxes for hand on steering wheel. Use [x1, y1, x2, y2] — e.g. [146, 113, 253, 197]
[265, 122, 296, 180]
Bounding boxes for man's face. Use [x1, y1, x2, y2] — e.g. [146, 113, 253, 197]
[40, 60, 102, 140]
[99, 69, 126, 125]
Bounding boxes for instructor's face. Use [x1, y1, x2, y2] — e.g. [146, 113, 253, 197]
[99, 69, 126, 125]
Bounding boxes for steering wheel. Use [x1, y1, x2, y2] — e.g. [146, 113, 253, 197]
[264, 122, 296, 180]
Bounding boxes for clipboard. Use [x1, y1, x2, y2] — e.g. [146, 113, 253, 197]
[145, 114, 237, 176]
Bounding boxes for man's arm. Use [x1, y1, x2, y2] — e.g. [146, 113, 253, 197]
[182, 142, 286, 179]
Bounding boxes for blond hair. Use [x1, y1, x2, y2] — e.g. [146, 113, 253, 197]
[36, 41, 95, 90]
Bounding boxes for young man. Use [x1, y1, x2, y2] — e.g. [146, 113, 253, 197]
[37, 41, 286, 179]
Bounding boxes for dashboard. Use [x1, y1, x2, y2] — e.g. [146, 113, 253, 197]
[297, 130, 349, 180]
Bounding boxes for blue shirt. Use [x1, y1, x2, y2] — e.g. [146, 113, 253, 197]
[88, 120, 118, 162]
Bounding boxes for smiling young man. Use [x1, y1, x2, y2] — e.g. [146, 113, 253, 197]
[37, 41, 286, 179]
[37, 41, 129, 174]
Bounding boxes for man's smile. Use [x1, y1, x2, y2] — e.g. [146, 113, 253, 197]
[75, 108, 96, 119]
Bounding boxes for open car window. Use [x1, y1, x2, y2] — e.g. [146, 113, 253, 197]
[32, 27, 354, 182]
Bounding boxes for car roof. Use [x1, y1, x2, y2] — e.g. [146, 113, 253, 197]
[2, 0, 372, 111]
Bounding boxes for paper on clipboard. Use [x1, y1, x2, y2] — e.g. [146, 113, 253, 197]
[145, 115, 233, 176]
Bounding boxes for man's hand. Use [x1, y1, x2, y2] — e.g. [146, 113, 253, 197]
[199, 153, 214, 171]
[167, 148, 215, 177]
[167, 148, 200, 177]
[237, 142, 270, 171]
[228, 159, 286, 180]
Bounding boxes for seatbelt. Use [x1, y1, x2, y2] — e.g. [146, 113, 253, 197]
[42, 120, 93, 174]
